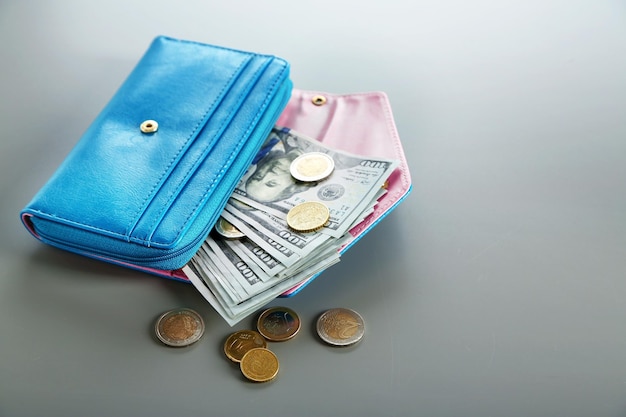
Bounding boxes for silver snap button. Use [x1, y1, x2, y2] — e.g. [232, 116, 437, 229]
[140, 120, 158, 133]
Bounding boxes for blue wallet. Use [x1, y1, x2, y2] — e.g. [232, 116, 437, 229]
[20, 36, 292, 273]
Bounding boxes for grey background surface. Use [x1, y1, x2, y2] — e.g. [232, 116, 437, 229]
[1, 1, 626, 416]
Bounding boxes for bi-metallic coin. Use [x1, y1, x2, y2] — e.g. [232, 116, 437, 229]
[256, 306, 301, 342]
[215, 216, 245, 239]
[286, 201, 330, 233]
[155, 308, 205, 347]
[290, 152, 335, 182]
[316, 308, 365, 346]
[240, 347, 279, 382]
[224, 329, 267, 363]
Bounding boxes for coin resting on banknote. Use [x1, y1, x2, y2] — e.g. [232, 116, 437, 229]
[215, 216, 245, 239]
[289, 152, 335, 182]
[286, 201, 330, 232]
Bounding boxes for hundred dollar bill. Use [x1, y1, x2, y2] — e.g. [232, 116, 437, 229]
[208, 239, 265, 300]
[184, 253, 340, 326]
[187, 174, 389, 320]
[220, 209, 300, 267]
[276, 238, 346, 279]
[191, 245, 242, 304]
[212, 232, 340, 300]
[191, 244, 255, 304]
[184, 261, 305, 326]
[225, 237, 286, 277]
[230, 127, 399, 238]
[200, 238, 275, 301]
[185, 261, 246, 319]
[224, 202, 331, 257]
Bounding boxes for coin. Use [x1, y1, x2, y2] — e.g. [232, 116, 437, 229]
[224, 330, 267, 363]
[240, 348, 279, 382]
[215, 216, 245, 239]
[290, 152, 335, 182]
[316, 308, 365, 346]
[256, 306, 301, 342]
[286, 201, 330, 232]
[155, 308, 205, 347]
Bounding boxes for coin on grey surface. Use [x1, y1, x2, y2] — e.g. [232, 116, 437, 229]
[155, 308, 205, 347]
[316, 308, 364, 346]
[256, 306, 301, 342]
[286, 201, 330, 233]
[240, 347, 279, 382]
[224, 330, 267, 363]
[215, 216, 245, 239]
[290, 152, 335, 182]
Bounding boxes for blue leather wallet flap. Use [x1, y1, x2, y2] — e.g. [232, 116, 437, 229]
[21, 37, 292, 269]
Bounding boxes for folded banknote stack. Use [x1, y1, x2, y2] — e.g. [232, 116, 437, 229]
[183, 127, 400, 325]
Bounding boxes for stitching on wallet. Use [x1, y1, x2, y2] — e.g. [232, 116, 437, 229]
[144, 55, 269, 244]
[164, 58, 290, 244]
[124, 54, 252, 243]
[29, 209, 132, 240]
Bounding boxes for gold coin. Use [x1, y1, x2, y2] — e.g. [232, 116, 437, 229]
[290, 152, 335, 182]
[286, 201, 330, 232]
[316, 308, 365, 346]
[215, 216, 245, 239]
[240, 348, 279, 382]
[256, 306, 301, 342]
[223, 330, 267, 363]
[155, 308, 204, 347]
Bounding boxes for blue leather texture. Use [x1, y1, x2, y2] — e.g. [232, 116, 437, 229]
[21, 36, 293, 269]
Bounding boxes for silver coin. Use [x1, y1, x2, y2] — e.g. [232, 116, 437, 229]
[316, 308, 364, 346]
[290, 152, 335, 182]
[155, 308, 205, 347]
[214, 216, 245, 239]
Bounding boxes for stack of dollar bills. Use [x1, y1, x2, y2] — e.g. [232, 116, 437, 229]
[183, 127, 399, 325]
